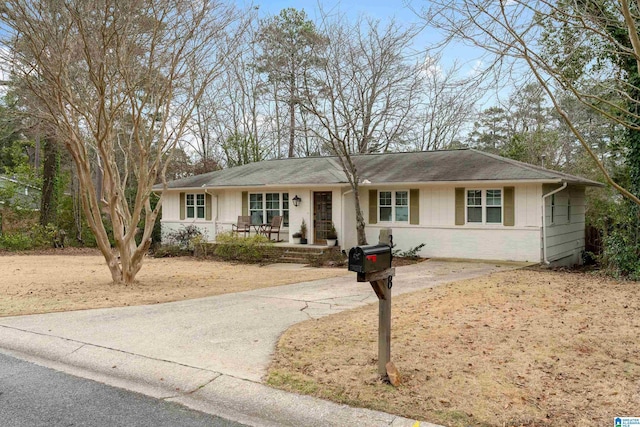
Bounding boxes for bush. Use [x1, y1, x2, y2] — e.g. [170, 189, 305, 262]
[0, 224, 66, 251]
[214, 232, 272, 262]
[599, 202, 640, 280]
[392, 243, 426, 259]
[163, 225, 204, 250]
[152, 244, 191, 258]
[0, 231, 33, 251]
[601, 228, 640, 280]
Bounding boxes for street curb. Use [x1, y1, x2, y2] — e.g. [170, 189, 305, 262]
[0, 326, 442, 427]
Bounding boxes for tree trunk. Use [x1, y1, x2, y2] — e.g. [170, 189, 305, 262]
[288, 71, 296, 158]
[40, 136, 59, 226]
[353, 186, 368, 245]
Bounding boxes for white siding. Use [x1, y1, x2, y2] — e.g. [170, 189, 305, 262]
[365, 225, 540, 262]
[543, 185, 586, 266]
[160, 190, 181, 221]
[353, 183, 543, 262]
[159, 190, 217, 242]
[160, 182, 588, 265]
[216, 189, 243, 233]
[163, 187, 347, 244]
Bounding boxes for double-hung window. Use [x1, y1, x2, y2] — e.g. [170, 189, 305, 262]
[466, 189, 502, 224]
[186, 194, 205, 219]
[379, 190, 409, 223]
[249, 192, 289, 226]
[249, 193, 263, 224]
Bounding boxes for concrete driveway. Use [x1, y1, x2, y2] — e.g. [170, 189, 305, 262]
[0, 259, 525, 427]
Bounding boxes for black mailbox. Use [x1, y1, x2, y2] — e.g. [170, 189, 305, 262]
[348, 244, 392, 274]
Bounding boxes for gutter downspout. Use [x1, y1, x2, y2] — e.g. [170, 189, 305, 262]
[541, 182, 567, 264]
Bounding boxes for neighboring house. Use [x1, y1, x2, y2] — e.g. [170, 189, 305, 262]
[155, 149, 603, 266]
[0, 175, 41, 233]
[0, 175, 41, 210]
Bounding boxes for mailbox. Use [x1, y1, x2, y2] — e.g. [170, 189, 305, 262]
[348, 244, 392, 274]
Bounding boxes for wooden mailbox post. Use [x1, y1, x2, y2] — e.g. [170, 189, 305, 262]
[349, 229, 396, 378]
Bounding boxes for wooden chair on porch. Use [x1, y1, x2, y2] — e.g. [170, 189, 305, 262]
[261, 215, 283, 242]
[231, 215, 251, 237]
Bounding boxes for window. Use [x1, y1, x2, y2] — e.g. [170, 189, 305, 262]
[249, 192, 289, 226]
[379, 191, 392, 222]
[395, 191, 409, 222]
[567, 197, 571, 223]
[186, 193, 205, 219]
[266, 193, 280, 223]
[379, 190, 409, 222]
[467, 190, 482, 223]
[551, 194, 556, 224]
[486, 190, 502, 223]
[466, 189, 502, 224]
[249, 193, 263, 224]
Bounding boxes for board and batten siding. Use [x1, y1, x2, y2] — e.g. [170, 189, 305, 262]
[361, 184, 542, 262]
[159, 190, 217, 241]
[543, 185, 586, 266]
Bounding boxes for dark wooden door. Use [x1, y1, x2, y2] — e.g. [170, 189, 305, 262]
[313, 192, 332, 245]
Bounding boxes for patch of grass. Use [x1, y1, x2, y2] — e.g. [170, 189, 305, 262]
[267, 370, 319, 395]
[433, 409, 484, 427]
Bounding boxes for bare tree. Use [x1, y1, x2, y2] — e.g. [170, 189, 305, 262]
[407, 57, 480, 151]
[1, 0, 242, 283]
[418, 0, 640, 206]
[303, 15, 423, 245]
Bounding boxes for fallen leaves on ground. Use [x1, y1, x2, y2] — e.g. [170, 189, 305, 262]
[268, 269, 640, 427]
[0, 252, 348, 317]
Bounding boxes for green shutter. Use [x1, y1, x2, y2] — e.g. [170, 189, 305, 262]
[179, 192, 185, 220]
[205, 193, 212, 221]
[504, 186, 515, 226]
[455, 188, 465, 225]
[241, 191, 248, 216]
[410, 189, 419, 225]
[369, 189, 377, 225]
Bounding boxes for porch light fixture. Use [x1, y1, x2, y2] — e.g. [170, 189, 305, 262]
[292, 195, 302, 207]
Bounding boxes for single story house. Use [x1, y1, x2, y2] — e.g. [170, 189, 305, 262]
[155, 149, 603, 266]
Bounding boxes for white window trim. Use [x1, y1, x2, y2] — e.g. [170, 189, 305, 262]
[378, 190, 410, 223]
[249, 192, 289, 226]
[465, 188, 503, 225]
[185, 193, 206, 220]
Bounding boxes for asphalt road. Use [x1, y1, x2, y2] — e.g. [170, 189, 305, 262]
[0, 352, 247, 427]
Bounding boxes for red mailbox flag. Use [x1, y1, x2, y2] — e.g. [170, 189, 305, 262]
[366, 254, 377, 263]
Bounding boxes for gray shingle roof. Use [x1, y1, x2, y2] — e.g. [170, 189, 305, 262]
[156, 149, 603, 190]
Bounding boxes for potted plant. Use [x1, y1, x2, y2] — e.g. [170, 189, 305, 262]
[326, 223, 338, 247]
[292, 232, 302, 244]
[299, 219, 308, 244]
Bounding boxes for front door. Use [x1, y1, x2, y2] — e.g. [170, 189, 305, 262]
[313, 192, 332, 245]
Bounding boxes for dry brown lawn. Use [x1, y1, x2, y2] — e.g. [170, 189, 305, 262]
[268, 269, 640, 427]
[0, 250, 348, 317]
